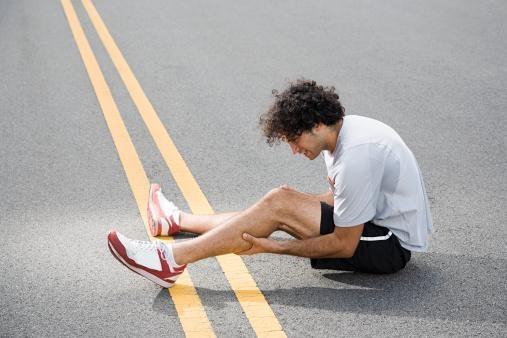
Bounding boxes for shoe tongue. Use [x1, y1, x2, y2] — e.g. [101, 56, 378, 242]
[157, 192, 178, 218]
[125, 240, 162, 271]
[155, 241, 166, 254]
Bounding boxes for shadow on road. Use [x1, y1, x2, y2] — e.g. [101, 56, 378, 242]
[152, 253, 505, 324]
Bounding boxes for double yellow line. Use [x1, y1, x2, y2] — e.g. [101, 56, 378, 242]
[61, 1, 285, 337]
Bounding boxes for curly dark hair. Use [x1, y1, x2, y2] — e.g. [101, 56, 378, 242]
[259, 79, 345, 145]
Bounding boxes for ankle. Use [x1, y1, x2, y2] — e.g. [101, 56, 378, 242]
[164, 242, 186, 268]
[172, 243, 186, 266]
[178, 212, 190, 232]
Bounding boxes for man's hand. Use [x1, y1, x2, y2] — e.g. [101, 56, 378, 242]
[238, 233, 281, 255]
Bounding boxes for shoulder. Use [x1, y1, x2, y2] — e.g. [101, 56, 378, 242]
[340, 116, 402, 154]
[330, 144, 389, 182]
[343, 115, 387, 129]
[343, 115, 399, 137]
[341, 143, 388, 165]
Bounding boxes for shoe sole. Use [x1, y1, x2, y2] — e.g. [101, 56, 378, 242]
[108, 239, 175, 288]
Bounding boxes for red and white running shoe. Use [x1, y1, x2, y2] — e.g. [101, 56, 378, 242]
[147, 183, 181, 237]
[107, 230, 186, 288]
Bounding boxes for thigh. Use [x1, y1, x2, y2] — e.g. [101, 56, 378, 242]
[348, 223, 411, 274]
[271, 188, 323, 239]
[311, 221, 412, 274]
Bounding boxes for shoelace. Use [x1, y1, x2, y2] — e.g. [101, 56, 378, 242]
[155, 241, 170, 262]
[130, 239, 169, 262]
[130, 239, 157, 251]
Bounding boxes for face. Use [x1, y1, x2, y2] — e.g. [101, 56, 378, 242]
[287, 126, 326, 160]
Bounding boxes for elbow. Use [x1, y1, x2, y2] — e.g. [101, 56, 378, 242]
[333, 230, 361, 259]
[324, 243, 355, 259]
[341, 248, 355, 259]
[339, 241, 358, 259]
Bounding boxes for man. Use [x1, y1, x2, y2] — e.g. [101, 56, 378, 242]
[107, 79, 433, 288]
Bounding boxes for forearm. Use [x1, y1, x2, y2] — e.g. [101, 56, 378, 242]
[274, 233, 350, 259]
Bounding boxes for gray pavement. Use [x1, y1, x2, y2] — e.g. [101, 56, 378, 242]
[1, 0, 506, 336]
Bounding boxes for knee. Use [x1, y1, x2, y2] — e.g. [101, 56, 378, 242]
[262, 187, 289, 213]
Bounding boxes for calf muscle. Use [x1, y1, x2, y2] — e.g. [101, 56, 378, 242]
[172, 187, 323, 265]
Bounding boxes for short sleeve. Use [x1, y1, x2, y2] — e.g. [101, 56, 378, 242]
[331, 144, 385, 227]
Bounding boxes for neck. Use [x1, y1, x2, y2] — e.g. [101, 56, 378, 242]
[327, 119, 343, 153]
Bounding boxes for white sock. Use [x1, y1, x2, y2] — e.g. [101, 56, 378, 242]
[172, 210, 181, 226]
[162, 242, 184, 268]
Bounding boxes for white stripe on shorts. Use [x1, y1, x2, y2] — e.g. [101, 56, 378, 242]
[360, 231, 392, 241]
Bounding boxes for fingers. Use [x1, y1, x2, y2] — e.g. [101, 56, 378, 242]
[238, 233, 255, 255]
[238, 238, 254, 256]
[241, 234, 281, 256]
[239, 233, 263, 256]
[242, 233, 254, 243]
[236, 248, 254, 256]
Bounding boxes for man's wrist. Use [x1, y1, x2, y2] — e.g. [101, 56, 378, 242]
[274, 240, 290, 255]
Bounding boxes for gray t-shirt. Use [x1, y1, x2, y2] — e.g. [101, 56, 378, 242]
[322, 115, 433, 252]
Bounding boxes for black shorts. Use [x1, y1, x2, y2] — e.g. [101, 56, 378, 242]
[311, 202, 411, 274]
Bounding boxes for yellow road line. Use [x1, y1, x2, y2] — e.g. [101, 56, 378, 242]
[61, 1, 215, 337]
[81, 0, 286, 336]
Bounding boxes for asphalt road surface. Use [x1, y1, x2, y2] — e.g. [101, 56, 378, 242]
[1, 0, 506, 336]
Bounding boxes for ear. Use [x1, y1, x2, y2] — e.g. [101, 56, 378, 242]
[312, 123, 323, 133]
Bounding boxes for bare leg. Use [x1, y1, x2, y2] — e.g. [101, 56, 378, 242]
[179, 211, 239, 234]
[172, 188, 322, 265]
